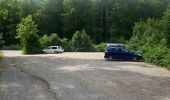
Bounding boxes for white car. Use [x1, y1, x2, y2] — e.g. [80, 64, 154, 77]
[43, 46, 64, 54]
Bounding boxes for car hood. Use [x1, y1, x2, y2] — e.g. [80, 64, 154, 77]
[130, 52, 142, 56]
[43, 49, 48, 51]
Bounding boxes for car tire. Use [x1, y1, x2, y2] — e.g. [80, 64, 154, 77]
[108, 56, 113, 61]
[54, 51, 58, 54]
[132, 57, 138, 62]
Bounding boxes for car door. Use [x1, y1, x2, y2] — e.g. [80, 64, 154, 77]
[120, 49, 131, 60]
[109, 48, 121, 59]
[52, 47, 57, 53]
[114, 48, 122, 59]
[46, 47, 51, 53]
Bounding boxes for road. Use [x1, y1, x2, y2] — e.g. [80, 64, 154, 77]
[0, 50, 170, 100]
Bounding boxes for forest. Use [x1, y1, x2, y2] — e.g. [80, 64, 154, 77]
[0, 0, 170, 68]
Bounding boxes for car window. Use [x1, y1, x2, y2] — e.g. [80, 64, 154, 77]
[122, 49, 129, 53]
[52, 47, 57, 49]
[107, 48, 112, 51]
[107, 48, 115, 51]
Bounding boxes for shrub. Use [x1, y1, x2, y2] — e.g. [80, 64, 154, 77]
[60, 38, 71, 52]
[16, 15, 41, 54]
[95, 42, 107, 52]
[71, 30, 94, 52]
[0, 51, 2, 88]
[2, 44, 21, 50]
[127, 10, 170, 69]
[40, 33, 62, 48]
[39, 34, 51, 49]
[0, 51, 3, 60]
[22, 34, 41, 54]
[49, 33, 61, 46]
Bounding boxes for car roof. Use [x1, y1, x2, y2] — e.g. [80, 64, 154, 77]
[107, 43, 124, 46]
[107, 47, 121, 49]
[50, 46, 62, 47]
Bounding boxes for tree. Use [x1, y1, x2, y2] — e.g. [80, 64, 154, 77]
[16, 15, 41, 54]
[162, 7, 170, 47]
[1, 0, 170, 46]
[71, 30, 94, 52]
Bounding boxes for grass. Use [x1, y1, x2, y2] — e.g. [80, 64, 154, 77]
[0, 51, 3, 60]
[0, 51, 3, 89]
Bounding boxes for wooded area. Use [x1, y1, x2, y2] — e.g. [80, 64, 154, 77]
[1, 0, 170, 44]
[0, 0, 169, 68]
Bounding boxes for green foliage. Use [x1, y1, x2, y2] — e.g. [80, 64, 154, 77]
[71, 30, 94, 52]
[0, 0, 8, 19]
[2, 44, 21, 50]
[0, 50, 3, 60]
[49, 33, 61, 46]
[39, 34, 50, 49]
[128, 8, 170, 68]
[40, 33, 61, 48]
[60, 38, 71, 52]
[1, 0, 170, 45]
[16, 15, 41, 54]
[0, 33, 4, 48]
[0, 50, 3, 88]
[39, 33, 72, 51]
[0, 8, 8, 20]
[95, 42, 107, 52]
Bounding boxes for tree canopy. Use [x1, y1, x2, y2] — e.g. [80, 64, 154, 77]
[1, 0, 170, 45]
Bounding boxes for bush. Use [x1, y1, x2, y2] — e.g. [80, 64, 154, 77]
[40, 33, 62, 49]
[0, 51, 2, 88]
[127, 11, 170, 69]
[0, 33, 4, 48]
[2, 44, 21, 50]
[39, 34, 51, 49]
[49, 33, 61, 46]
[22, 34, 41, 54]
[40, 34, 72, 51]
[0, 51, 3, 60]
[71, 30, 95, 52]
[16, 15, 41, 54]
[60, 38, 71, 52]
[95, 42, 107, 52]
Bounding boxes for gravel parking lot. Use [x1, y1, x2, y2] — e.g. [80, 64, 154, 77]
[0, 50, 170, 100]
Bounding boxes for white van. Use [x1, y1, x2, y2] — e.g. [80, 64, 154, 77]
[43, 46, 64, 54]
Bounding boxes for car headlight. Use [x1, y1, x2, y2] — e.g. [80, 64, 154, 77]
[137, 54, 142, 56]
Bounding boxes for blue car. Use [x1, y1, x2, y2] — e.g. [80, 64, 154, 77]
[104, 47, 142, 61]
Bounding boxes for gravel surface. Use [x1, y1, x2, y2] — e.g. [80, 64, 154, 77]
[0, 50, 170, 100]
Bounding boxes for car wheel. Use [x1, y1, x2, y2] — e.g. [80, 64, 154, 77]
[132, 57, 138, 62]
[43, 51, 46, 54]
[54, 51, 58, 54]
[108, 56, 113, 61]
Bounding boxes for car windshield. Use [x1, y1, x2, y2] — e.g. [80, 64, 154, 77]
[47, 47, 51, 49]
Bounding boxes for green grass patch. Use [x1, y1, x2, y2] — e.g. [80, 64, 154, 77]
[0, 51, 3, 89]
[0, 72, 2, 89]
[0, 51, 3, 60]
